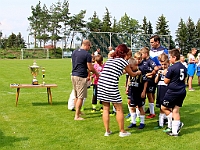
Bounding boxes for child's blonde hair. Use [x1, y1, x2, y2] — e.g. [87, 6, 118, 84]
[158, 53, 169, 63]
[128, 57, 137, 65]
[134, 51, 142, 59]
[140, 47, 149, 55]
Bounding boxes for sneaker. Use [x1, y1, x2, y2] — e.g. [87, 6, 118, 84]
[125, 113, 131, 118]
[126, 117, 131, 122]
[163, 127, 172, 132]
[109, 112, 116, 116]
[145, 108, 150, 114]
[138, 123, 145, 129]
[154, 126, 163, 130]
[166, 131, 178, 137]
[128, 123, 136, 128]
[136, 117, 140, 123]
[177, 122, 184, 134]
[119, 131, 131, 137]
[91, 108, 96, 113]
[188, 88, 195, 91]
[100, 107, 103, 112]
[104, 131, 112, 136]
[146, 114, 156, 119]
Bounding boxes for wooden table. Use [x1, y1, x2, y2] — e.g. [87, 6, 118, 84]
[10, 84, 58, 106]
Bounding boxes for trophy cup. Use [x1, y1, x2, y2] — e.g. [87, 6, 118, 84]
[29, 61, 40, 85]
[42, 67, 45, 85]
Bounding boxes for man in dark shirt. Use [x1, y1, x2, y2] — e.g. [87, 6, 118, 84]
[71, 40, 99, 120]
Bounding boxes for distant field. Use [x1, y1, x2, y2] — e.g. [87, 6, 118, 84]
[0, 59, 200, 150]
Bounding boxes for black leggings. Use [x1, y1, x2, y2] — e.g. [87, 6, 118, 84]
[92, 84, 102, 105]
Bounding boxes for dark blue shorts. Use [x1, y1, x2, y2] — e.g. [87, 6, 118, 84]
[162, 88, 186, 108]
[129, 86, 145, 107]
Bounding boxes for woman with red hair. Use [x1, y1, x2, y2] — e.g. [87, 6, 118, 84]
[97, 44, 141, 137]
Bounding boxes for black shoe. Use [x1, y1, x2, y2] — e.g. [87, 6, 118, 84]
[145, 108, 150, 114]
[166, 131, 178, 137]
[128, 123, 136, 128]
[177, 122, 184, 134]
[71, 108, 75, 111]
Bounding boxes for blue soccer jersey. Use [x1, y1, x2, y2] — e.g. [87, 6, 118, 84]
[150, 46, 168, 66]
[140, 57, 157, 74]
[165, 62, 187, 90]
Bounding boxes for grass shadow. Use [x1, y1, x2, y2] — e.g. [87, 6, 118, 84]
[32, 101, 67, 106]
[0, 130, 28, 148]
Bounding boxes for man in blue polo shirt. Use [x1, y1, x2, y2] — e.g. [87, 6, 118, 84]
[145, 35, 169, 118]
[71, 39, 99, 120]
[150, 35, 168, 66]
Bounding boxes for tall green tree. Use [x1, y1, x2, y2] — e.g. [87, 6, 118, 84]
[141, 16, 148, 34]
[196, 19, 200, 49]
[49, 1, 63, 50]
[186, 17, 197, 51]
[68, 10, 86, 49]
[61, 0, 70, 48]
[155, 14, 174, 49]
[39, 4, 50, 48]
[28, 1, 43, 48]
[147, 21, 153, 34]
[175, 18, 188, 54]
[101, 7, 112, 32]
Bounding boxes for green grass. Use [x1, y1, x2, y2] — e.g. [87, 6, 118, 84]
[0, 59, 200, 150]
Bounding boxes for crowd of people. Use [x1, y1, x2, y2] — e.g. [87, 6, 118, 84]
[70, 35, 199, 137]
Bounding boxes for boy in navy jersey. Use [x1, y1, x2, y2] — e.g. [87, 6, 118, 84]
[127, 56, 148, 129]
[140, 47, 159, 119]
[154, 53, 169, 130]
[161, 49, 187, 136]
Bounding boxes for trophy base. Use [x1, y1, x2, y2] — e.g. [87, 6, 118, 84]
[32, 81, 38, 85]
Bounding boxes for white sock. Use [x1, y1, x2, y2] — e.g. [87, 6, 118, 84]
[159, 113, 165, 127]
[172, 120, 180, 134]
[113, 106, 116, 112]
[142, 105, 145, 112]
[128, 104, 131, 114]
[166, 112, 172, 129]
[136, 108, 140, 117]
[140, 115, 145, 124]
[149, 103, 155, 114]
[131, 112, 137, 124]
[82, 98, 86, 106]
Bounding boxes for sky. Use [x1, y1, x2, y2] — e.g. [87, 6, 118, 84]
[0, 0, 200, 43]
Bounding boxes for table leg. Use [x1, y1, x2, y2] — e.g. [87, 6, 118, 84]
[16, 88, 20, 107]
[47, 87, 52, 105]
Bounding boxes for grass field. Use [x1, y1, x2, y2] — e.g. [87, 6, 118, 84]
[0, 59, 200, 150]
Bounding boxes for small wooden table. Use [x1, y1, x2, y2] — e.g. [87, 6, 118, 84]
[10, 84, 58, 106]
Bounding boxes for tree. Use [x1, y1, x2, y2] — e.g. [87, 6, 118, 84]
[155, 14, 173, 49]
[61, 0, 70, 48]
[39, 4, 50, 48]
[101, 7, 112, 32]
[28, 1, 43, 48]
[49, 1, 63, 50]
[68, 10, 86, 49]
[141, 16, 148, 34]
[155, 14, 170, 35]
[186, 17, 197, 51]
[87, 11, 102, 32]
[196, 19, 200, 49]
[16, 32, 26, 48]
[175, 18, 188, 54]
[147, 21, 153, 34]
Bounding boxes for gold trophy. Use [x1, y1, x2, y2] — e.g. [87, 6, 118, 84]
[29, 61, 40, 85]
